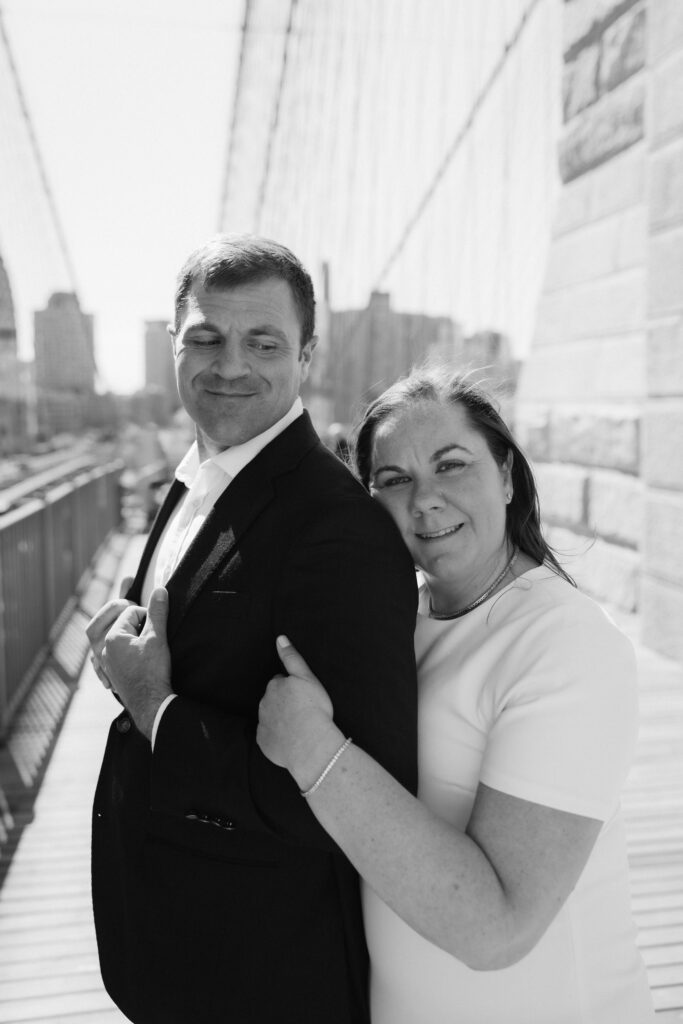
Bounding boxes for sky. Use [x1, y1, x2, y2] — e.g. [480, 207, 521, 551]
[0, 0, 562, 395]
[1, 0, 243, 392]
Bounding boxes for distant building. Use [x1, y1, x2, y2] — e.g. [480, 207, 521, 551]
[0, 254, 32, 452]
[34, 292, 95, 393]
[327, 291, 460, 427]
[143, 319, 180, 421]
[455, 330, 521, 426]
[0, 253, 17, 360]
[34, 292, 96, 435]
[145, 320, 177, 394]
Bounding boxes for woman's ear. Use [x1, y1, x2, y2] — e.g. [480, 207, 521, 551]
[503, 451, 514, 501]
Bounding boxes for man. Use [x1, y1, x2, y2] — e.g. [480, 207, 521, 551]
[87, 235, 418, 1024]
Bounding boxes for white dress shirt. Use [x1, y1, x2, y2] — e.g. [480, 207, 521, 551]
[145, 397, 304, 747]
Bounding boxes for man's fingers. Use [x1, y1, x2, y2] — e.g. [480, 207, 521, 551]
[111, 604, 148, 637]
[90, 653, 112, 690]
[141, 588, 169, 638]
[86, 599, 134, 649]
[276, 635, 316, 679]
[118, 575, 134, 599]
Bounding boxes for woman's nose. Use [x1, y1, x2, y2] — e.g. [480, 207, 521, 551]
[411, 481, 446, 516]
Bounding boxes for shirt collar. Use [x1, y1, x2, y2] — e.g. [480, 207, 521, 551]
[175, 397, 304, 488]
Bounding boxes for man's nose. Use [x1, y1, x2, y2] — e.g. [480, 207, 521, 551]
[211, 340, 250, 378]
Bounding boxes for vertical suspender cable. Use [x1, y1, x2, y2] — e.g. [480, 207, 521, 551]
[371, 0, 544, 292]
[217, 0, 252, 230]
[254, 0, 298, 232]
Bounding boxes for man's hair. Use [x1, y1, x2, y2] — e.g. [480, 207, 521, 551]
[173, 234, 316, 348]
[353, 366, 575, 586]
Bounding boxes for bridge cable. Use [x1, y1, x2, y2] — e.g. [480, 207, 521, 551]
[254, 0, 298, 233]
[217, 0, 251, 230]
[371, 0, 544, 291]
[0, 6, 80, 295]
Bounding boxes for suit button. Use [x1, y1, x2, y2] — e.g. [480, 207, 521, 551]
[116, 715, 131, 734]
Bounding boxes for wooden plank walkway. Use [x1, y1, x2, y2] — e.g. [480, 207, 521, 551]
[622, 638, 683, 1022]
[0, 534, 681, 1022]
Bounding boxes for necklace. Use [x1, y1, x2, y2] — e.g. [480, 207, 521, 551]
[429, 547, 519, 620]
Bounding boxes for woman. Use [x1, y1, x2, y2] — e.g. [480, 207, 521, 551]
[257, 369, 655, 1024]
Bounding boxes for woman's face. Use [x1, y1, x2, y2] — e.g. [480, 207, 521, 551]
[369, 400, 512, 598]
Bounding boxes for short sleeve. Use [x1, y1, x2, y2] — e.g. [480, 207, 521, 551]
[479, 604, 639, 820]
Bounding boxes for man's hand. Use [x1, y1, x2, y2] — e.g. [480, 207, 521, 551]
[86, 576, 134, 690]
[100, 587, 173, 742]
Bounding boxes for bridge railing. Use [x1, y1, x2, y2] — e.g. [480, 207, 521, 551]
[0, 461, 122, 739]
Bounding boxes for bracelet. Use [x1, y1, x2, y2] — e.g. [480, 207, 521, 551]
[300, 737, 353, 798]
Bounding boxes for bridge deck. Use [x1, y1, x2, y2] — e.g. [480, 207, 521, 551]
[0, 535, 681, 1022]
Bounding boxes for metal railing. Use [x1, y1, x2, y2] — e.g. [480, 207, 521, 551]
[0, 461, 122, 738]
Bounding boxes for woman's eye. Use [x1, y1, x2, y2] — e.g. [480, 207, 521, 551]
[437, 460, 465, 473]
[382, 475, 410, 488]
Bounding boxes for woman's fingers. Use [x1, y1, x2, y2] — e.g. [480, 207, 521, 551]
[276, 635, 317, 680]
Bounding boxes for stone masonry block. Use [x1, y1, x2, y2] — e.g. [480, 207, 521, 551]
[535, 269, 645, 345]
[599, 5, 646, 93]
[563, 0, 640, 56]
[647, 319, 683, 396]
[649, 0, 683, 64]
[649, 227, 683, 315]
[544, 205, 645, 292]
[650, 143, 683, 230]
[550, 406, 640, 473]
[553, 142, 645, 237]
[643, 402, 683, 490]
[651, 50, 683, 145]
[641, 575, 683, 661]
[533, 463, 588, 528]
[546, 525, 639, 611]
[643, 490, 683, 585]
[559, 76, 645, 182]
[516, 334, 646, 404]
[615, 202, 647, 268]
[514, 404, 552, 462]
[588, 468, 643, 546]
[563, 44, 600, 122]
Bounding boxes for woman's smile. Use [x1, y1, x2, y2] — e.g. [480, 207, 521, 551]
[414, 523, 464, 541]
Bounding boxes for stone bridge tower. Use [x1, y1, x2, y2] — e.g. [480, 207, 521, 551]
[516, 0, 683, 662]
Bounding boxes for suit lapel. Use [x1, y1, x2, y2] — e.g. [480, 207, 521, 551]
[126, 478, 187, 602]
[165, 411, 320, 641]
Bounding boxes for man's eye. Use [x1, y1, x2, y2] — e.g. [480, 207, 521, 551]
[249, 339, 278, 352]
[187, 335, 219, 346]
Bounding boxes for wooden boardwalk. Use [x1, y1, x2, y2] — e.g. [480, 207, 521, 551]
[0, 535, 681, 1022]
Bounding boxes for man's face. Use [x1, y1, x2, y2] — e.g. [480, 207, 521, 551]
[171, 277, 315, 458]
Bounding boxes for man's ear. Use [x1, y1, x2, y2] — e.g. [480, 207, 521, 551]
[300, 335, 318, 377]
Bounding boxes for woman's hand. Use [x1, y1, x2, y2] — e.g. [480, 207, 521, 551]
[257, 636, 341, 784]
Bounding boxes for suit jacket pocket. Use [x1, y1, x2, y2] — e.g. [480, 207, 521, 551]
[145, 809, 279, 868]
[204, 589, 251, 620]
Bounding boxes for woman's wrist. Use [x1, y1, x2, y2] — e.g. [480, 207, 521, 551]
[288, 716, 346, 793]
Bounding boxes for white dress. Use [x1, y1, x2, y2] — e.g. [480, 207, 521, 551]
[363, 567, 655, 1024]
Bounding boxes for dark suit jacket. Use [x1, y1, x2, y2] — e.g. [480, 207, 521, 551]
[92, 412, 418, 1024]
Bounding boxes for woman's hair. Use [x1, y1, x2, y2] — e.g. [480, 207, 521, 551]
[353, 367, 575, 586]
